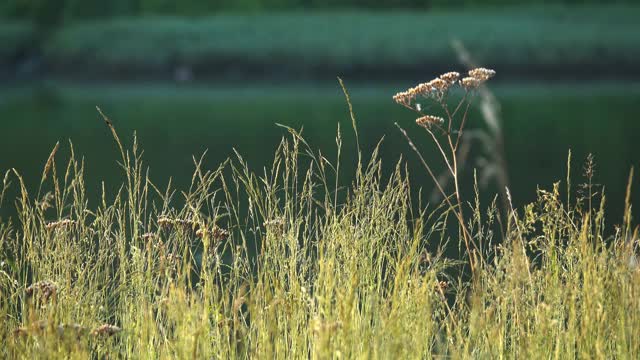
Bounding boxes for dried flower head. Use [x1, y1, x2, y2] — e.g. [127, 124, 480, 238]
[468, 67, 496, 81]
[264, 218, 285, 234]
[165, 253, 182, 263]
[195, 225, 229, 241]
[460, 77, 481, 90]
[158, 216, 202, 232]
[92, 324, 122, 337]
[435, 280, 449, 293]
[427, 78, 450, 92]
[212, 226, 230, 241]
[25, 281, 57, 301]
[263, 218, 284, 227]
[416, 115, 444, 129]
[174, 218, 200, 230]
[141, 232, 155, 241]
[439, 71, 460, 84]
[13, 327, 29, 337]
[157, 216, 174, 229]
[392, 91, 415, 106]
[45, 219, 75, 231]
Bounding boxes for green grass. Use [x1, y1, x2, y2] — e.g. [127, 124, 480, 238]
[1, 79, 639, 358]
[3, 5, 640, 72]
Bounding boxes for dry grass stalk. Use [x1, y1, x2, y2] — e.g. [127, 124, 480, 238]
[41, 141, 60, 183]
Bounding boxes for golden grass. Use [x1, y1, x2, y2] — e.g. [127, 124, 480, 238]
[0, 79, 638, 359]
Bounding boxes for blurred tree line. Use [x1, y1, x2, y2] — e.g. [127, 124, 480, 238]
[1, 0, 630, 33]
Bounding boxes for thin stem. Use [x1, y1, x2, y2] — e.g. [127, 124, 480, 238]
[454, 99, 472, 151]
[395, 123, 478, 273]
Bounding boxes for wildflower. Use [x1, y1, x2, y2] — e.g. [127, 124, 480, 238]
[468, 67, 496, 81]
[25, 281, 57, 301]
[435, 280, 449, 293]
[413, 82, 434, 96]
[45, 219, 75, 231]
[264, 218, 285, 231]
[165, 253, 181, 263]
[392, 91, 414, 106]
[92, 324, 122, 337]
[157, 216, 174, 229]
[427, 78, 450, 92]
[212, 226, 230, 241]
[158, 216, 201, 232]
[439, 71, 460, 84]
[460, 77, 481, 90]
[174, 218, 199, 230]
[141, 232, 155, 241]
[416, 115, 444, 129]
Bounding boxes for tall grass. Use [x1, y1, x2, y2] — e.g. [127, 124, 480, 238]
[0, 80, 638, 359]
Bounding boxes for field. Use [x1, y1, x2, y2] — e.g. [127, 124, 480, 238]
[1, 74, 639, 358]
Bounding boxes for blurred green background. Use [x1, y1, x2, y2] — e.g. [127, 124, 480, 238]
[1, 0, 639, 223]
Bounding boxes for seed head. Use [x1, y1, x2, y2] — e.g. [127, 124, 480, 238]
[212, 226, 230, 241]
[460, 77, 481, 90]
[439, 71, 460, 84]
[92, 324, 122, 337]
[427, 78, 450, 92]
[25, 281, 57, 301]
[435, 280, 449, 293]
[157, 216, 173, 229]
[468, 67, 496, 81]
[45, 219, 75, 231]
[416, 115, 444, 129]
[392, 91, 415, 106]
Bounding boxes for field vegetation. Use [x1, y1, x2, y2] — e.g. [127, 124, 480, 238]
[1, 69, 639, 358]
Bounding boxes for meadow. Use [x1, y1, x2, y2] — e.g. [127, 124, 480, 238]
[1, 70, 639, 358]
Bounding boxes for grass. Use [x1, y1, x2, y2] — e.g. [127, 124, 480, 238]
[3, 5, 640, 74]
[1, 73, 639, 358]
